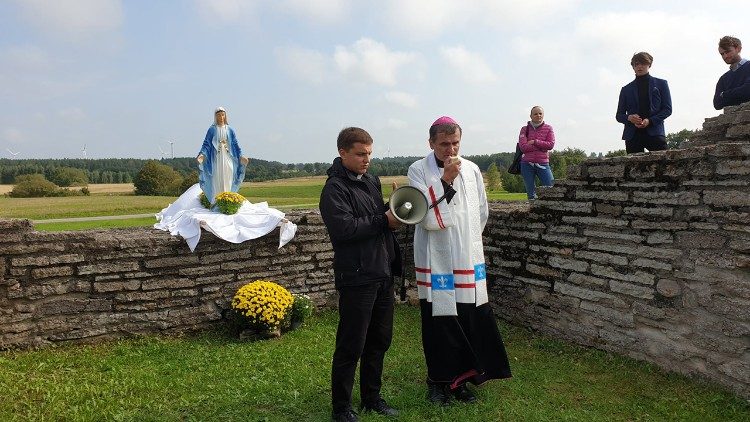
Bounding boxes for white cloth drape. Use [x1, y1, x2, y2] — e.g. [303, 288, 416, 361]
[154, 184, 297, 252]
[408, 154, 489, 316]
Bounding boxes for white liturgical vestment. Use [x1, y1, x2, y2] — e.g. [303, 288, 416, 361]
[408, 153, 489, 317]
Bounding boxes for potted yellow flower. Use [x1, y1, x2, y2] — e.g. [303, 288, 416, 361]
[199, 191, 246, 215]
[229, 280, 294, 339]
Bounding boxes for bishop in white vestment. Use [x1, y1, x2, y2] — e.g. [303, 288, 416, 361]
[409, 116, 512, 404]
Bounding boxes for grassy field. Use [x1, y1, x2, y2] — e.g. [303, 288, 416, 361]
[0, 305, 746, 421]
[33, 217, 157, 232]
[1, 176, 526, 231]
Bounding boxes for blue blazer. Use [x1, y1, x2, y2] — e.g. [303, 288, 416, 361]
[615, 75, 672, 141]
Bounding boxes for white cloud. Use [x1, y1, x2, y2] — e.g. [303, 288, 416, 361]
[576, 94, 592, 107]
[2, 128, 25, 145]
[384, 0, 470, 39]
[575, 11, 720, 64]
[386, 118, 407, 129]
[384, 91, 417, 108]
[58, 107, 87, 121]
[596, 66, 620, 88]
[334, 38, 416, 86]
[275, 46, 328, 85]
[440, 46, 498, 84]
[384, 0, 579, 39]
[194, 0, 260, 23]
[2, 45, 51, 70]
[14, 0, 123, 37]
[278, 0, 349, 24]
[476, 0, 580, 24]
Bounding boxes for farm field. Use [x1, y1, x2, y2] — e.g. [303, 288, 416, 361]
[1, 175, 525, 231]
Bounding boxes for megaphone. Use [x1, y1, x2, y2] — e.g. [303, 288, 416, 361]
[389, 186, 429, 225]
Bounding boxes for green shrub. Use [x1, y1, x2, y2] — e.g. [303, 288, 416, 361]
[133, 160, 183, 196]
[49, 167, 89, 187]
[290, 293, 314, 326]
[10, 174, 61, 197]
[9, 174, 87, 198]
[499, 170, 525, 193]
[485, 163, 501, 191]
[180, 170, 199, 194]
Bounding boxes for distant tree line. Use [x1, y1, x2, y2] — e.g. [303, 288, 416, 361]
[0, 154, 520, 185]
[1, 128, 697, 189]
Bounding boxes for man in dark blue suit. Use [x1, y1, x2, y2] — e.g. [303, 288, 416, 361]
[616, 52, 672, 154]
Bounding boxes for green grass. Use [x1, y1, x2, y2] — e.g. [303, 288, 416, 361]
[1, 306, 746, 421]
[487, 192, 528, 201]
[0, 195, 174, 220]
[34, 217, 157, 232]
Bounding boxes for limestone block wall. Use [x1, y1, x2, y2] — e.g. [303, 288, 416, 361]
[0, 211, 339, 349]
[485, 104, 750, 399]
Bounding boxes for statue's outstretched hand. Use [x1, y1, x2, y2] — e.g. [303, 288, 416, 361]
[240, 156, 249, 165]
[196, 154, 205, 164]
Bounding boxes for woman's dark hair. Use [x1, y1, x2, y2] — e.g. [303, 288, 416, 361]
[337, 127, 373, 151]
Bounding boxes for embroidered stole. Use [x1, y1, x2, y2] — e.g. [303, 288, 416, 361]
[414, 155, 488, 316]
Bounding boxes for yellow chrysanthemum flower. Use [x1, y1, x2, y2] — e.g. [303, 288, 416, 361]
[231, 280, 293, 331]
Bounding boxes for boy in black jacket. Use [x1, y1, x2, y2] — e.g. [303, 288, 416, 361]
[319, 127, 402, 422]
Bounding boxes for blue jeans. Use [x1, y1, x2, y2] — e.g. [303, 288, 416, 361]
[520, 162, 554, 199]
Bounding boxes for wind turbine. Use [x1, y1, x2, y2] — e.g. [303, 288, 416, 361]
[82, 144, 87, 158]
[6, 148, 19, 157]
[168, 140, 174, 159]
[158, 145, 168, 158]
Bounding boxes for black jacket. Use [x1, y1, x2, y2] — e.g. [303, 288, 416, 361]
[319, 157, 401, 288]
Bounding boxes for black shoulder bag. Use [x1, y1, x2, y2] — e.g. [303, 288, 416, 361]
[507, 126, 528, 174]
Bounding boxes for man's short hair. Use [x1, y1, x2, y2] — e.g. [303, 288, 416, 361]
[429, 123, 462, 141]
[337, 127, 373, 151]
[630, 52, 653, 66]
[719, 36, 742, 50]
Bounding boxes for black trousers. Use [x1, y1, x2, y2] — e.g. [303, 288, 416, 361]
[331, 278, 394, 413]
[626, 130, 667, 154]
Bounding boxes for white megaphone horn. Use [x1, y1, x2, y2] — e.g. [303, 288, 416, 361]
[388, 186, 449, 225]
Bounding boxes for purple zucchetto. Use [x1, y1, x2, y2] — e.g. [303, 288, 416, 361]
[431, 116, 458, 127]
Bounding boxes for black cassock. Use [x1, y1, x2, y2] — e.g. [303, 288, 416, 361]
[420, 300, 512, 389]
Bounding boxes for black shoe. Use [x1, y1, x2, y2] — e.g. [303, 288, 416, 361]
[451, 384, 477, 403]
[361, 397, 399, 417]
[427, 381, 450, 405]
[332, 408, 359, 422]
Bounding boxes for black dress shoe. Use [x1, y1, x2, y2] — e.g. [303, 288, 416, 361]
[451, 384, 477, 403]
[331, 408, 359, 422]
[361, 397, 399, 417]
[427, 381, 450, 405]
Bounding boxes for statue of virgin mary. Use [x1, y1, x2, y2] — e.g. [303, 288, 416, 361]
[196, 107, 248, 204]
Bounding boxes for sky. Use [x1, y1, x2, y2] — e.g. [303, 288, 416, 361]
[0, 0, 747, 163]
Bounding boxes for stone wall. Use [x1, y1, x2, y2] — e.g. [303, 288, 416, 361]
[1, 103, 749, 399]
[0, 211, 339, 349]
[486, 103, 750, 399]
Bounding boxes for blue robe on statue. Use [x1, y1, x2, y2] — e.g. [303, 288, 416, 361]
[197, 124, 247, 204]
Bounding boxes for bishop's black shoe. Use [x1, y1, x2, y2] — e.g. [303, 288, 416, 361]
[427, 381, 450, 405]
[331, 408, 359, 422]
[361, 397, 399, 417]
[451, 384, 477, 403]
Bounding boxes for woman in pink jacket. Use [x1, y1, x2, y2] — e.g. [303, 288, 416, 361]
[518, 106, 555, 199]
